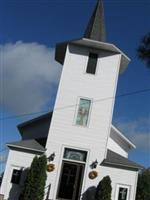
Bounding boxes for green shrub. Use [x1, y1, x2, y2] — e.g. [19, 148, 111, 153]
[95, 176, 112, 200]
[20, 155, 47, 200]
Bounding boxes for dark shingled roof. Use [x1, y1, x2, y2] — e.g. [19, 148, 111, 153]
[17, 112, 52, 140]
[102, 150, 143, 171]
[7, 139, 46, 153]
[18, 112, 52, 129]
[84, 0, 106, 42]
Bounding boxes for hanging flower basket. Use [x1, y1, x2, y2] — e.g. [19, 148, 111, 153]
[88, 170, 98, 179]
[47, 163, 55, 172]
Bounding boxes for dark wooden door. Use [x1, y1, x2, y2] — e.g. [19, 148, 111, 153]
[57, 161, 84, 200]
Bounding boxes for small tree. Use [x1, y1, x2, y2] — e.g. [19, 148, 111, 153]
[33, 155, 47, 200]
[20, 155, 47, 200]
[136, 168, 150, 200]
[95, 176, 112, 200]
[137, 32, 150, 68]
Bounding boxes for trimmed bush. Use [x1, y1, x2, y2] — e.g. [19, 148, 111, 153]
[95, 176, 112, 200]
[19, 155, 47, 200]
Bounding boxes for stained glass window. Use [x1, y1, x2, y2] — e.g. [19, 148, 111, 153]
[64, 148, 87, 162]
[76, 98, 91, 126]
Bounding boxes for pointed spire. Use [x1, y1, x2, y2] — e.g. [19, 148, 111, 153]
[84, 0, 106, 42]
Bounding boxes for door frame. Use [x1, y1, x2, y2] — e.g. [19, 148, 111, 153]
[57, 160, 85, 200]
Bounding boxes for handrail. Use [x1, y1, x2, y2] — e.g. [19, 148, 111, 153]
[45, 184, 51, 200]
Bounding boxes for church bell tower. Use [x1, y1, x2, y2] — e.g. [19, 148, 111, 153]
[46, 0, 130, 199]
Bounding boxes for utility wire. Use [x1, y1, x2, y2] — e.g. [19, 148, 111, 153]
[0, 109, 50, 120]
[0, 88, 150, 121]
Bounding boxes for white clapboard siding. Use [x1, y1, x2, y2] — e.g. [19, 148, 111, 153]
[46, 44, 122, 199]
[0, 150, 38, 200]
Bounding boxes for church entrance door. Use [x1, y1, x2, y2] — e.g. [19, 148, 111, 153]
[57, 161, 85, 200]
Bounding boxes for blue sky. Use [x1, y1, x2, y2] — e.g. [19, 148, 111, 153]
[0, 0, 150, 172]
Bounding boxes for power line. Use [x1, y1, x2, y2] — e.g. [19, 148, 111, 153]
[0, 88, 150, 121]
[0, 110, 50, 121]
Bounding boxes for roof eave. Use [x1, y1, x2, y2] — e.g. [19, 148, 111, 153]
[72, 38, 130, 73]
[111, 125, 136, 149]
[55, 38, 130, 74]
[102, 160, 144, 171]
[7, 143, 46, 153]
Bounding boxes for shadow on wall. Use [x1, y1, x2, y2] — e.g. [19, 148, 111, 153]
[8, 184, 21, 200]
[8, 169, 28, 200]
[81, 186, 97, 200]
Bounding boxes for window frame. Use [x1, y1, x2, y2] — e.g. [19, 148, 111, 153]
[115, 184, 131, 200]
[63, 148, 87, 163]
[74, 97, 92, 128]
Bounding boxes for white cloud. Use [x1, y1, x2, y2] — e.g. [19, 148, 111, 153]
[0, 41, 62, 114]
[115, 118, 150, 150]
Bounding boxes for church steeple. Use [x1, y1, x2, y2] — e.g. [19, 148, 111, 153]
[84, 0, 106, 42]
[55, 0, 129, 72]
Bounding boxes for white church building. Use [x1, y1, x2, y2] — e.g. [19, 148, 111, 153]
[0, 1, 142, 200]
